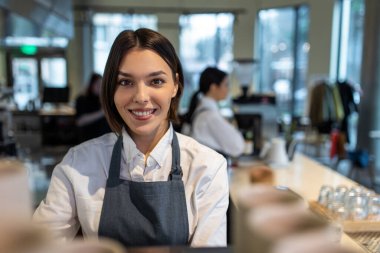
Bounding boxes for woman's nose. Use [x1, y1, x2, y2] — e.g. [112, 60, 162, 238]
[133, 83, 149, 104]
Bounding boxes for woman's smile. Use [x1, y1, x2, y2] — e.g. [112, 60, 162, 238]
[128, 108, 157, 120]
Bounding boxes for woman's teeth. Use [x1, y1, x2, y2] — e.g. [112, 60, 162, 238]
[131, 110, 154, 116]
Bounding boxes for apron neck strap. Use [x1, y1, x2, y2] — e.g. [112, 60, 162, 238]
[107, 134, 123, 187]
[169, 132, 183, 180]
[107, 132, 183, 186]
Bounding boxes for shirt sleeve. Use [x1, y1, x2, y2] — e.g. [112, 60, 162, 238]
[190, 156, 229, 247]
[33, 149, 80, 241]
[209, 114, 245, 157]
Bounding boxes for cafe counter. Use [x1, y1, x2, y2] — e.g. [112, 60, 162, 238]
[230, 153, 368, 253]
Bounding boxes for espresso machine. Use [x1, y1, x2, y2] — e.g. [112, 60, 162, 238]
[232, 59, 278, 156]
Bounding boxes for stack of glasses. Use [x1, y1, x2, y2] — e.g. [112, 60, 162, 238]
[318, 185, 380, 221]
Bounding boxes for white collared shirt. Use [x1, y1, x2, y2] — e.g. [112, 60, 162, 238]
[191, 96, 245, 157]
[33, 125, 228, 247]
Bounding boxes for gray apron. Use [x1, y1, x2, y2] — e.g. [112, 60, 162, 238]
[98, 132, 189, 247]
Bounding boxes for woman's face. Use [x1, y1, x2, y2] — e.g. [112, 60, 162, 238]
[114, 48, 178, 140]
[215, 76, 229, 101]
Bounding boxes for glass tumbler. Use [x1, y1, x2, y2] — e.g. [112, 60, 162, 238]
[346, 192, 369, 220]
[368, 195, 380, 221]
[327, 185, 349, 220]
[318, 185, 334, 207]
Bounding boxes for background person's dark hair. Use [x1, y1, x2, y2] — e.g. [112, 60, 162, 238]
[100, 28, 184, 134]
[86, 72, 102, 97]
[185, 67, 227, 123]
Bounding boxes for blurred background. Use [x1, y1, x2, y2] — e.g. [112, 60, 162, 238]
[0, 0, 379, 203]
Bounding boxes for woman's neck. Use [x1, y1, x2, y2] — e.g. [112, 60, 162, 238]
[205, 93, 219, 101]
[130, 122, 169, 155]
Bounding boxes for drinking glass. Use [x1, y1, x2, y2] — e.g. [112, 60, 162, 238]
[328, 185, 349, 220]
[334, 185, 348, 203]
[368, 195, 380, 221]
[318, 185, 333, 207]
[346, 192, 369, 220]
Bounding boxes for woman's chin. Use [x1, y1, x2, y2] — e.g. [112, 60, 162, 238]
[131, 126, 153, 136]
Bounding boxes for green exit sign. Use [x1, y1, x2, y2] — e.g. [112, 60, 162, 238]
[20, 45, 38, 55]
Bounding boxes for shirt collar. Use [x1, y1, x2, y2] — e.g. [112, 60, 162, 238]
[122, 128, 140, 164]
[122, 125, 173, 167]
[198, 96, 219, 111]
[149, 125, 173, 167]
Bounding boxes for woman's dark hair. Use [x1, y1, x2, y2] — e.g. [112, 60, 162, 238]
[100, 28, 184, 134]
[185, 67, 227, 123]
[86, 72, 102, 97]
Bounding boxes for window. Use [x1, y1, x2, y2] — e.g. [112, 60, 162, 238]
[256, 5, 310, 117]
[92, 13, 158, 74]
[8, 50, 68, 110]
[41, 57, 67, 88]
[12, 58, 39, 110]
[179, 13, 235, 111]
[332, 0, 365, 85]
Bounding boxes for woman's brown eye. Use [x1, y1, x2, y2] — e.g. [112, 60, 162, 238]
[118, 80, 133, 86]
[152, 79, 164, 86]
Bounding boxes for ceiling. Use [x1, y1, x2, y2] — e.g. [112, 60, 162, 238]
[0, 0, 73, 39]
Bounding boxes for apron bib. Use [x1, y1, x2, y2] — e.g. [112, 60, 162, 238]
[98, 132, 189, 246]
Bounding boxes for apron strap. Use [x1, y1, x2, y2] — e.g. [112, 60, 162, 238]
[107, 135, 123, 187]
[107, 132, 183, 184]
[169, 132, 183, 181]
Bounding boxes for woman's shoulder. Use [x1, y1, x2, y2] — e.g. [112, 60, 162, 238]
[176, 132, 225, 161]
[176, 132, 227, 185]
[73, 132, 117, 151]
[60, 133, 117, 173]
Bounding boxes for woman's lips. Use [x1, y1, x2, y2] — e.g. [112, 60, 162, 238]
[129, 109, 156, 120]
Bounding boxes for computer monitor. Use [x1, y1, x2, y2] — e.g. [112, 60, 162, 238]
[42, 86, 70, 104]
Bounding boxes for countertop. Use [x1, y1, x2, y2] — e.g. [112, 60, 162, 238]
[230, 153, 367, 253]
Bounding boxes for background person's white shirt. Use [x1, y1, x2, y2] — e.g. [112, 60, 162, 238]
[191, 96, 245, 157]
[33, 126, 228, 247]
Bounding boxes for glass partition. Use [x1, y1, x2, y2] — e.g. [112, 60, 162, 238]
[179, 13, 235, 111]
[334, 0, 365, 85]
[256, 5, 310, 117]
[92, 13, 157, 74]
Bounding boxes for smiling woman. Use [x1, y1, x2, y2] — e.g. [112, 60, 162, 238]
[113, 49, 178, 153]
[33, 28, 229, 249]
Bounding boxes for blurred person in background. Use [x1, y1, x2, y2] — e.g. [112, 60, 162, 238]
[75, 72, 111, 142]
[183, 67, 245, 158]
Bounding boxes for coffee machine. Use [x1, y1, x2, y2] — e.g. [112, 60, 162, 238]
[232, 59, 278, 156]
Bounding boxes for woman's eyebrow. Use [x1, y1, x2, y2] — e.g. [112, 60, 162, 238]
[117, 70, 167, 78]
[117, 71, 132, 78]
[147, 71, 167, 77]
